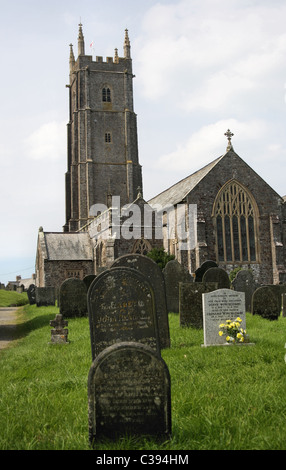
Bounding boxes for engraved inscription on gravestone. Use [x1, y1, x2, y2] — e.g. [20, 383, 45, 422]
[87, 267, 160, 359]
[111, 254, 170, 349]
[202, 289, 245, 346]
[88, 342, 171, 443]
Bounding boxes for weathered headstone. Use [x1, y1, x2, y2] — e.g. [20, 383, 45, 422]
[87, 267, 160, 359]
[35, 287, 56, 307]
[202, 267, 230, 289]
[111, 254, 170, 349]
[27, 284, 36, 305]
[88, 342, 171, 443]
[49, 314, 69, 344]
[202, 289, 246, 346]
[231, 270, 258, 312]
[251, 286, 280, 320]
[263, 284, 286, 315]
[163, 259, 192, 313]
[195, 260, 218, 282]
[59, 278, 87, 318]
[179, 282, 218, 328]
[83, 275, 96, 291]
[282, 293, 286, 317]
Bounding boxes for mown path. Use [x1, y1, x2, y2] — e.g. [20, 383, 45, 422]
[0, 307, 19, 350]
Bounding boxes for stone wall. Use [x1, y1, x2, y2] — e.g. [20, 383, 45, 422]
[184, 151, 286, 285]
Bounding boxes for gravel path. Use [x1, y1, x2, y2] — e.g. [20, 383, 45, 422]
[0, 307, 19, 350]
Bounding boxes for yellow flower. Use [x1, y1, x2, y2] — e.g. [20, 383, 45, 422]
[239, 337, 245, 342]
[237, 332, 243, 339]
[236, 317, 242, 322]
[219, 331, 224, 336]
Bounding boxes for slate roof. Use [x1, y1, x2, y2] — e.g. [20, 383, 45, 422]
[42, 232, 93, 260]
[148, 155, 224, 208]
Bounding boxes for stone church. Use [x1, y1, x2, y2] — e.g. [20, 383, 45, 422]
[35, 25, 286, 288]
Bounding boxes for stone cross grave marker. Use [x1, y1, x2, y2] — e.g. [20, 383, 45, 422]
[202, 288, 245, 346]
[59, 278, 87, 318]
[111, 254, 170, 349]
[87, 267, 160, 360]
[88, 342, 171, 443]
[49, 314, 69, 344]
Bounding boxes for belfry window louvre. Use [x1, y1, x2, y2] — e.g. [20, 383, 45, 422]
[213, 180, 258, 263]
[105, 132, 112, 143]
[102, 87, 111, 102]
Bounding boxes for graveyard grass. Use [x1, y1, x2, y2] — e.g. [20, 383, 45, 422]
[0, 305, 286, 450]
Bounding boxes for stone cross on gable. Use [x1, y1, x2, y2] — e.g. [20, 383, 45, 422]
[224, 129, 234, 151]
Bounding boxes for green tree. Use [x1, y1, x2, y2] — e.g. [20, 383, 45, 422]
[147, 247, 175, 270]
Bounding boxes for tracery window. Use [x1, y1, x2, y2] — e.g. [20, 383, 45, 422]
[213, 180, 259, 263]
[132, 238, 152, 256]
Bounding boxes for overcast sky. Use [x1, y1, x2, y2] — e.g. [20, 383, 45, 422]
[1, 0, 286, 285]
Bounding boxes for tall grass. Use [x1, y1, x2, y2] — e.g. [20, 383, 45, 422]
[0, 304, 286, 450]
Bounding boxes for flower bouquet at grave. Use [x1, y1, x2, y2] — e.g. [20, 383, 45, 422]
[218, 317, 249, 344]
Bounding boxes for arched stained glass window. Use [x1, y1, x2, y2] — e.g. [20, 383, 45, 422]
[213, 180, 259, 263]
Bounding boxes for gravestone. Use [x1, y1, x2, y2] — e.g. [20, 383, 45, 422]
[282, 293, 286, 317]
[83, 275, 96, 291]
[163, 259, 192, 313]
[35, 287, 56, 307]
[263, 284, 286, 315]
[251, 286, 280, 320]
[59, 278, 87, 318]
[179, 282, 218, 328]
[27, 284, 36, 305]
[195, 260, 218, 282]
[88, 342, 171, 443]
[111, 254, 170, 349]
[231, 270, 258, 312]
[87, 267, 160, 360]
[202, 289, 246, 346]
[49, 314, 68, 344]
[202, 267, 230, 289]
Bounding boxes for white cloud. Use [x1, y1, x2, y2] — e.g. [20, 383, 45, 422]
[135, 0, 286, 113]
[155, 118, 268, 172]
[24, 121, 66, 161]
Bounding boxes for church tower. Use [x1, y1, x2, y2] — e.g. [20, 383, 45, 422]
[64, 25, 142, 232]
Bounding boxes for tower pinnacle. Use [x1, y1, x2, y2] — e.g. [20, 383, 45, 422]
[124, 29, 131, 59]
[69, 43, 75, 72]
[78, 23, 85, 56]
